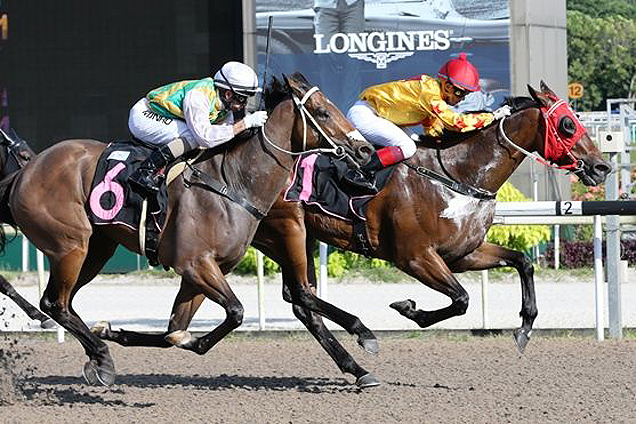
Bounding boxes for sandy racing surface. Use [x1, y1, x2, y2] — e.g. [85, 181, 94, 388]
[1, 333, 635, 423]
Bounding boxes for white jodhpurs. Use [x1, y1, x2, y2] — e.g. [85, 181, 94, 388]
[128, 98, 198, 149]
[346, 100, 417, 159]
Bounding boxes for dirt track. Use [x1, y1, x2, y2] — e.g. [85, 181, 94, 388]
[1, 333, 635, 423]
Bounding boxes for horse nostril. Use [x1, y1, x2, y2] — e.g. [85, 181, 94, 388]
[593, 162, 612, 176]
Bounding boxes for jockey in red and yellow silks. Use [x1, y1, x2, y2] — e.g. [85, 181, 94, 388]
[344, 53, 511, 193]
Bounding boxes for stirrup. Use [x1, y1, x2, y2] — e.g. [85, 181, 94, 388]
[129, 170, 160, 194]
[343, 169, 378, 194]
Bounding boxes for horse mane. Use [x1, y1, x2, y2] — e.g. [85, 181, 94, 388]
[263, 72, 312, 112]
[417, 95, 540, 147]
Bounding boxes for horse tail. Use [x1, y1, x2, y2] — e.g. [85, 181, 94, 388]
[0, 172, 19, 254]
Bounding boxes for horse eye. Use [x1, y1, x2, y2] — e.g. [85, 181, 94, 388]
[558, 116, 576, 137]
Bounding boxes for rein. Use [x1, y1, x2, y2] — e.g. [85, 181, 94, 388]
[260, 86, 356, 161]
[404, 161, 496, 200]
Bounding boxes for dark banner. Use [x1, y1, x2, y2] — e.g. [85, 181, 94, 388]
[256, 0, 510, 113]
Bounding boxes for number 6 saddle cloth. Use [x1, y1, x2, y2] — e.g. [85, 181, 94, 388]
[87, 141, 170, 266]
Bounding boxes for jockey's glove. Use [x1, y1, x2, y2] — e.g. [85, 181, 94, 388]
[492, 105, 512, 120]
[244, 111, 268, 129]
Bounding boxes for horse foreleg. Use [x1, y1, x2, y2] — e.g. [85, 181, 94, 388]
[93, 278, 205, 348]
[282, 272, 380, 388]
[450, 242, 537, 352]
[164, 255, 243, 355]
[0, 274, 55, 328]
[391, 248, 469, 328]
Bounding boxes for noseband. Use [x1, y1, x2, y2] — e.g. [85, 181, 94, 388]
[498, 99, 587, 174]
[260, 86, 364, 161]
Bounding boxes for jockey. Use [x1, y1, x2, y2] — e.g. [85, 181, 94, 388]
[345, 52, 512, 192]
[128, 61, 268, 194]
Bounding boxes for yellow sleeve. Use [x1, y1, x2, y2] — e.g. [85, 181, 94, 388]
[428, 98, 494, 133]
[417, 77, 494, 135]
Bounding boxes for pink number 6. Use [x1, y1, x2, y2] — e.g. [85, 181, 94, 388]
[89, 162, 126, 220]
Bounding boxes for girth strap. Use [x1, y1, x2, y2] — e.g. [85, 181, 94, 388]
[403, 162, 496, 200]
[183, 167, 267, 220]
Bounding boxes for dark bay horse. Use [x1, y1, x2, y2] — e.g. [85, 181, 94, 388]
[0, 128, 55, 328]
[0, 73, 374, 386]
[248, 82, 611, 382]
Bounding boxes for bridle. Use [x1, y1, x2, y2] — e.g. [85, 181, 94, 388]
[0, 128, 32, 174]
[497, 99, 586, 175]
[260, 86, 364, 163]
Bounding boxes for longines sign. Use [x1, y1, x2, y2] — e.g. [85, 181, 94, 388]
[313, 30, 452, 69]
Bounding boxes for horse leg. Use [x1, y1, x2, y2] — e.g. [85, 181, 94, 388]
[282, 271, 380, 388]
[93, 279, 205, 348]
[40, 246, 117, 386]
[162, 255, 244, 354]
[0, 274, 55, 328]
[449, 242, 537, 352]
[390, 248, 470, 328]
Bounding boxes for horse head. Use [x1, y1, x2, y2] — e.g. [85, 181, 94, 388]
[526, 81, 611, 186]
[274, 73, 373, 167]
[0, 128, 36, 177]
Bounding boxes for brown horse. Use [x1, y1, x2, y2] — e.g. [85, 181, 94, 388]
[247, 82, 612, 383]
[0, 128, 55, 328]
[0, 73, 374, 386]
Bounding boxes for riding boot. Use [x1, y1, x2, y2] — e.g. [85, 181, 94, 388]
[343, 152, 382, 194]
[343, 146, 406, 194]
[128, 144, 177, 194]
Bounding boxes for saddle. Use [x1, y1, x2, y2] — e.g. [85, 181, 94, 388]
[285, 152, 396, 221]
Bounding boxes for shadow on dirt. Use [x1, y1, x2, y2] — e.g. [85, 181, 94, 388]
[28, 373, 361, 395]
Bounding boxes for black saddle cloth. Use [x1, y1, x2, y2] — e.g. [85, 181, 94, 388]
[87, 141, 168, 234]
[284, 153, 396, 221]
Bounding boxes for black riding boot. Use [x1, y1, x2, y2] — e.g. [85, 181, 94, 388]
[343, 151, 383, 194]
[128, 145, 176, 194]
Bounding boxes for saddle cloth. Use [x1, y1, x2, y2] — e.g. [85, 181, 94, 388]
[87, 141, 169, 262]
[284, 153, 395, 221]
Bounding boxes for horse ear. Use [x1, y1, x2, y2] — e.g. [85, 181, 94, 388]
[527, 84, 540, 101]
[528, 83, 549, 107]
[540, 80, 557, 98]
[283, 73, 304, 97]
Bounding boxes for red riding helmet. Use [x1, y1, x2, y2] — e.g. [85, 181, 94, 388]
[438, 53, 481, 92]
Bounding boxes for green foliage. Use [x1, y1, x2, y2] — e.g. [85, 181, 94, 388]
[234, 247, 280, 275]
[322, 249, 391, 278]
[486, 183, 552, 252]
[567, 9, 636, 109]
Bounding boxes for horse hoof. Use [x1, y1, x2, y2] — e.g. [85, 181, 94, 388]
[513, 328, 531, 354]
[389, 299, 416, 314]
[356, 373, 381, 388]
[90, 321, 112, 338]
[165, 330, 194, 348]
[82, 359, 116, 386]
[40, 318, 57, 329]
[357, 337, 379, 355]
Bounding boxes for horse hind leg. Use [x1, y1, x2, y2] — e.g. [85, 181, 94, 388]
[0, 274, 55, 328]
[390, 249, 470, 328]
[40, 246, 116, 386]
[450, 242, 537, 353]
